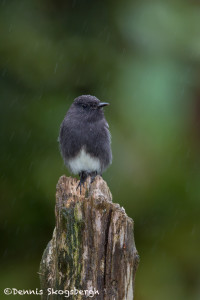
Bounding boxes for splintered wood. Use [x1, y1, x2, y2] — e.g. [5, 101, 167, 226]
[39, 175, 139, 300]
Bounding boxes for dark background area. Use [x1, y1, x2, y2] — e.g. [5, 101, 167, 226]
[1, 0, 200, 299]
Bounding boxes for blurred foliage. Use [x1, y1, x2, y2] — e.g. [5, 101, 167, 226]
[1, 0, 200, 299]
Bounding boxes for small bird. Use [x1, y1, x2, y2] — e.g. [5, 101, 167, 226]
[58, 95, 112, 191]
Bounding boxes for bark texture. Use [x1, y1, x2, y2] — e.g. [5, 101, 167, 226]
[39, 175, 139, 300]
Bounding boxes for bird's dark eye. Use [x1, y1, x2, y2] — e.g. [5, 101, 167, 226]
[82, 104, 87, 109]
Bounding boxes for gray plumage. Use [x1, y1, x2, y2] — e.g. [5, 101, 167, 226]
[58, 95, 112, 188]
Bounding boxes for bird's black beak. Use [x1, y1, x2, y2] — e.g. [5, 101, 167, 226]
[98, 102, 110, 108]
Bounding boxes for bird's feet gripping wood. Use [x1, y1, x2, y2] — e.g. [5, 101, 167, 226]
[77, 171, 98, 194]
[77, 171, 89, 194]
[90, 171, 98, 183]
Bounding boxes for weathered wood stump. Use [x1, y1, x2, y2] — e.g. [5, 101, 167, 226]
[39, 175, 139, 299]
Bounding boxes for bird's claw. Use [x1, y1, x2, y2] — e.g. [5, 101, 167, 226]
[77, 171, 88, 194]
[76, 181, 84, 194]
[90, 171, 98, 184]
[77, 171, 99, 194]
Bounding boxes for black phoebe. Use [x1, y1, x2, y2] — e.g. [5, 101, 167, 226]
[58, 95, 112, 191]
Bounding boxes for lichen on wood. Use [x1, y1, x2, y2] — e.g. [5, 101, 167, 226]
[39, 175, 139, 300]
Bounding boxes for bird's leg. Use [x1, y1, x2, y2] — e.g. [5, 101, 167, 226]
[90, 171, 98, 183]
[77, 171, 89, 194]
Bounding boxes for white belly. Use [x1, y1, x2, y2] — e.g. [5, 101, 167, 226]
[68, 148, 101, 174]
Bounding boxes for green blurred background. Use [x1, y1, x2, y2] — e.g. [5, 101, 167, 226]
[1, 0, 200, 299]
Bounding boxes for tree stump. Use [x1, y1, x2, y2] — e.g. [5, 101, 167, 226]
[39, 175, 139, 299]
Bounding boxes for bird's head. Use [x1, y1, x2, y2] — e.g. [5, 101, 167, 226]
[72, 95, 109, 121]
